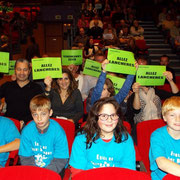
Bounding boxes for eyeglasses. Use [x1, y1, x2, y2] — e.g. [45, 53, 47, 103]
[98, 113, 119, 121]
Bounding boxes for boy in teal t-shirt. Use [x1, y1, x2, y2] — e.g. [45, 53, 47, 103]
[19, 94, 69, 178]
[149, 96, 180, 179]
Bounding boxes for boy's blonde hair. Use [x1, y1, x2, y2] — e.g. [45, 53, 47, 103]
[162, 96, 180, 116]
[30, 94, 51, 112]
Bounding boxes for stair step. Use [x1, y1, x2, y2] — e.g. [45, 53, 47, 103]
[145, 39, 165, 44]
[144, 34, 164, 38]
[144, 31, 161, 35]
[150, 54, 178, 59]
[151, 59, 179, 63]
[139, 21, 154, 24]
[149, 48, 172, 54]
[147, 43, 170, 48]
[141, 24, 156, 27]
[143, 27, 159, 31]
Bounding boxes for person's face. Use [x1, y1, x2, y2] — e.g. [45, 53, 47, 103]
[89, 38, 94, 45]
[98, 103, 119, 138]
[79, 28, 85, 36]
[163, 109, 180, 136]
[68, 64, 79, 74]
[57, 73, 70, 90]
[95, 55, 105, 63]
[137, 59, 148, 65]
[15, 62, 30, 82]
[160, 57, 169, 66]
[133, 20, 139, 27]
[100, 84, 111, 98]
[32, 108, 53, 130]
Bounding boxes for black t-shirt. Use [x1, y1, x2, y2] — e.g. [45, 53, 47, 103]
[0, 81, 43, 124]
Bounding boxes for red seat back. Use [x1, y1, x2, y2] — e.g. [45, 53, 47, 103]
[163, 174, 180, 180]
[5, 118, 20, 167]
[51, 118, 75, 155]
[0, 166, 61, 180]
[72, 167, 151, 180]
[136, 119, 166, 173]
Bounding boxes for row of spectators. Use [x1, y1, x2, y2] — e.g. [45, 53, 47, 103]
[157, 4, 180, 54]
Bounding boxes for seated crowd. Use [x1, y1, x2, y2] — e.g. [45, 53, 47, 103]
[0, 0, 180, 180]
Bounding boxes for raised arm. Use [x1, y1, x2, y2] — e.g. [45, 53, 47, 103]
[44, 76, 53, 95]
[90, 60, 109, 105]
[114, 61, 138, 104]
[132, 82, 141, 110]
[163, 71, 179, 94]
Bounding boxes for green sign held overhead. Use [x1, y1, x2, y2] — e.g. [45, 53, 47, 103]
[106, 48, 136, 75]
[0, 52, 9, 73]
[8, 60, 16, 75]
[61, 49, 83, 65]
[32, 57, 62, 80]
[83, 59, 101, 77]
[106, 74, 126, 94]
[136, 65, 166, 86]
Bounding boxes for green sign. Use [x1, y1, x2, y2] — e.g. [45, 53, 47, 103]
[106, 48, 136, 75]
[32, 57, 62, 80]
[8, 60, 16, 75]
[136, 65, 166, 86]
[107, 74, 126, 94]
[83, 59, 101, 77]
[0, 52, 9, 73]
[0, 6, 13, 12]
[61, 49, 83, 65]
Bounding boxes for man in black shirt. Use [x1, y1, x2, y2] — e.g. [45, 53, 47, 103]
[0, 59, 43, 126]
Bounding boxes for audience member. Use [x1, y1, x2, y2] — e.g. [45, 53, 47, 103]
[77, 14, 89, 34]
[25, 36, 40, 62]
[158, 7, 167, 27]
[130, 20, 144, 40]
[149, 96, 180, 179]
[67, 64, 84, 93]
[0, 59, 43, 126]
[73, 27, 89, 47]
[86, 60, 136, 113]
[84, 37, 99, 60]
[81, 50, 105, 100]
[159, 55, 176, 83]
[69, 98, 135, 178]
[0, 34, 9, 52]
[89, 20, 103, 39]
[19, 94, 69, 178]
[89, 15, 103, 29]
[44, 68, 83, 129]
[0, 116, 20, 167]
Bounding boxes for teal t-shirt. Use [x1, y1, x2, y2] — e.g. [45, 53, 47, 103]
[70, 133, 136, 170]
[19, 119, 69, 167]
[149, 126, 180, 180]
[0, 116, 20, 167]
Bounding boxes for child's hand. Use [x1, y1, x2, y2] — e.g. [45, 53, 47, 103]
[132, 82, 140, 93]
[135, 61, 139, 71]
[44, 76, 52, 88]
[101, 59, 109, 72]
[163, 71, 173, 82]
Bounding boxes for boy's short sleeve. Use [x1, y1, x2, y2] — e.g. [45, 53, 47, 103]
[4, 119, 20, 143]
[53, 125, 69, 159]
[149, 127, 167, 171]
[69, 134, 87, 170]
[19, 126, 34, 157]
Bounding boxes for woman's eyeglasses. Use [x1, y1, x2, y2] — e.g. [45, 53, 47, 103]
[98, 113, 119, 121]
